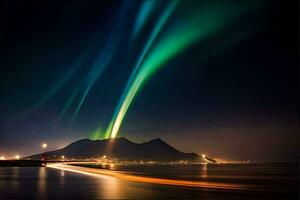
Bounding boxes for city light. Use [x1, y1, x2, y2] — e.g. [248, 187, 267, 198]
[109, 163, 115, 168]
[0, 156, 6, 160]
[42, 143, 47, 149]
[14, 155, 20, 160]
[61, 155, 65, 159]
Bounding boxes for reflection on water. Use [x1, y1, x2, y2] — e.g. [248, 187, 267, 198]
[0, 163, 298, 200]
[38, 167, 47, 199]
[200, 163, 208, 178]
[99, 176, 121, 199]
[11, 167, 20, 190]
[59, 169, 65, 187]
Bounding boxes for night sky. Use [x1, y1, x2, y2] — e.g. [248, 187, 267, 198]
[1, 0, 299, 161]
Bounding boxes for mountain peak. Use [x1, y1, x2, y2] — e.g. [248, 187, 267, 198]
[70, 138, 91, 145]
[149, 138, 164, 143]
[29, 137, 200, 161]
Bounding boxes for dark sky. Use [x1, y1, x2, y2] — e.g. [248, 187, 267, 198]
[0, 0, 299, 161]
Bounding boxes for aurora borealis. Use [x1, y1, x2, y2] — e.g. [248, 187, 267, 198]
[0, 0, 298, 161]
[105, 1, 255, 139]
[105, 0, 179, 138]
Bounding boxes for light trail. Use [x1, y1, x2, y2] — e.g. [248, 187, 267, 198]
[47, 163, 267, 191]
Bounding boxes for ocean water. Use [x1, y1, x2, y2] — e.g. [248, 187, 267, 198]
[0, 163, 298, 199]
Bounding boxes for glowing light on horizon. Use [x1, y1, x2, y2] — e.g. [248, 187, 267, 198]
[14, 155, 20, 160]
[105, 2, 252, 139]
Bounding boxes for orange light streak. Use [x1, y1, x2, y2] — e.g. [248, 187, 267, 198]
[47, 163, 267, 191]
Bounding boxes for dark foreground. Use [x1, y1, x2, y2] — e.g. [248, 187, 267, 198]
[0, 163, 298, 199]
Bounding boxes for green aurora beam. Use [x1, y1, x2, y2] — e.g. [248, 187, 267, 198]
[105, 2, 255, 139]
[132, 0, 156, 40]
[33, 52, 86, 109]
[71, 1, 132, 121]
[103, 0, 179, 139]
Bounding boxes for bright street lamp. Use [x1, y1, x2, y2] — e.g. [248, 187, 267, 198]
[42, 143, 47, 149]
[41, 143, 48, 161]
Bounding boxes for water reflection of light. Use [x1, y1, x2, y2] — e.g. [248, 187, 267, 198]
[12, 167, 19, 178]
[11, 167, 19, 190]
[37, 167, 47, 199]
[100, 176, 121, 199]
[59, 169, 65, 185]
[109, 163, 115, 169]
[200, 163, 208, 178]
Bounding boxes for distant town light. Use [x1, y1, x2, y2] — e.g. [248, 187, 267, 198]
[15, 155, 20, 160]
[109, 163, 115, 168]
[42, 143, 47, 149]
[0, 156, 6, 160]
[102, 155, 106, 159]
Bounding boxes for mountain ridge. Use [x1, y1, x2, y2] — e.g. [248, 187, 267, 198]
[29, 137, 200, 162]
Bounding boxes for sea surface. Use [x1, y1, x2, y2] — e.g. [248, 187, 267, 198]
[0, 163, 298, 199]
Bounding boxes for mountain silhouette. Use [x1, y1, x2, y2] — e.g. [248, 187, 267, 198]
[29, 137, 200, 161]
